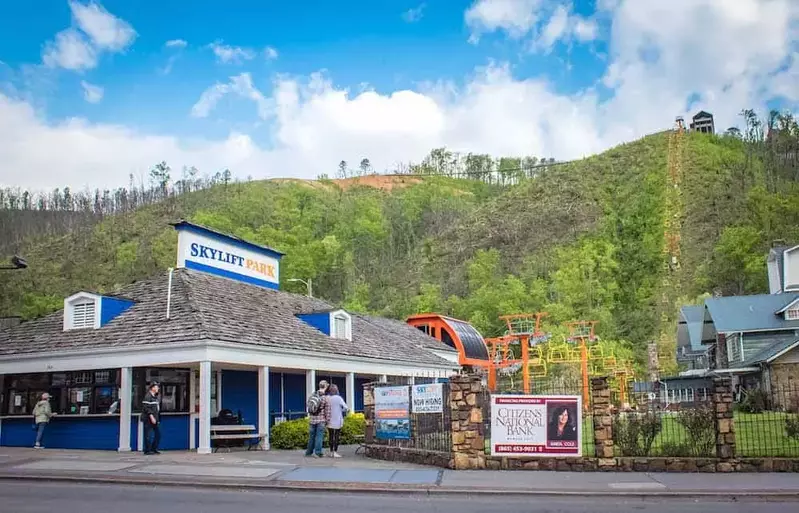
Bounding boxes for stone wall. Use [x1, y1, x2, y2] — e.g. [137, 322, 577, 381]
[362, 374, 799, 472]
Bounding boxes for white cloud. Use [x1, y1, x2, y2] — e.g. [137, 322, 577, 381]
[402, 4, 426, 23]
[465, 0, 543, 43]
[41, 1, 135, 71]
[191, 73, 272, 120]
[208, 42, 256, 64]
[572, 17, 598, 42]
[80, 80, 103, 103]
[537, 5, 570, 52]
[42, 28, 97, 71]
[165, 39, 188, 49]
[264, 46, 279, 60]
[69, 1, 136, 51]
[4, 0, 798, 191]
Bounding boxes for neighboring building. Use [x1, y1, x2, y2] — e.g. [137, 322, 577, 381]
[0, 221, 459, 452]
[690, 111, 715, 134]
[674, 245, 799, 396]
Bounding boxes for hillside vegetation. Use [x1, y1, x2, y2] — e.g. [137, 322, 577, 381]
[2, 111, 798, 370]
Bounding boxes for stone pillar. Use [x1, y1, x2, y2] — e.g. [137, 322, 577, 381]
[363, 382, 376, 444]
[449, 375, 485, 470]
[712, 377, 736, 469]
[591, 377, 615, 468]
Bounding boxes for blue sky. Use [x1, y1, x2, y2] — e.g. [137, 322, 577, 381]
[0, 1, 796, 189]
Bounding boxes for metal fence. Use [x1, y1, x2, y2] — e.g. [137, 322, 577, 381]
[735, 384, 799, 458]
[482, 378, 595, 457]
[613, 387, 715, 457]
[370, 382, 452, 454]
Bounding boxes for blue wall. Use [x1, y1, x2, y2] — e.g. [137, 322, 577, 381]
[155, 415, 190, 450]
[296, 313, 330, 335]
[221, 370, 259, 431]
[1, 416, 119, 450]
[100, 297, 134, 326]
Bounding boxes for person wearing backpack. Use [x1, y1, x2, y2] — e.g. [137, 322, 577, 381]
[304, 380, 330, 458]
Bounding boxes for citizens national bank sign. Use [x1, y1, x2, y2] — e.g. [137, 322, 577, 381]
[490, 395, 582, 458]
[174, 221, 283, 289]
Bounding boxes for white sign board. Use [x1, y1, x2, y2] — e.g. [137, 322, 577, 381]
[490, 395, 582, 457]
[412, 383, 444, 413]
[176, 225, 280, 289]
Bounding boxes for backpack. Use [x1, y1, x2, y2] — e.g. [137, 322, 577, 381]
[307, 393, 322, 415]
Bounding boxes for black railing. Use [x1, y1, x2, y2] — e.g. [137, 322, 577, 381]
[735, 384, 799, 458]
[370, 383, 452, 454]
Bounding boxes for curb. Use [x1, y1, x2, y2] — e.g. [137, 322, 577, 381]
[1, 473, 799, 499]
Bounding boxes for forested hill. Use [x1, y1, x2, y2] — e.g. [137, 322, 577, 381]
[2, 113, 798, 369]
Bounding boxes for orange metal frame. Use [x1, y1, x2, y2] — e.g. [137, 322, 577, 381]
[406, 313, 493, 368]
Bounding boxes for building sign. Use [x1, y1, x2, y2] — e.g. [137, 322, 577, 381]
[490, 395, 582, 457]
[375, 386, 410, 440]
[411, 383, 443, 413]
[175, 223, 281, 289]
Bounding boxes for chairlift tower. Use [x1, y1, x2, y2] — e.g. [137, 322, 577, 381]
[486, 312, 550, 393]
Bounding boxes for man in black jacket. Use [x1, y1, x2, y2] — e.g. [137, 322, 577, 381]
[141, 382, 161, 455]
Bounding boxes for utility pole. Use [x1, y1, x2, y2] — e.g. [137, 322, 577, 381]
[287, 278, 312, 298]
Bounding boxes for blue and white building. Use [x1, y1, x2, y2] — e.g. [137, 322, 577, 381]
[0, 221, 459, 452]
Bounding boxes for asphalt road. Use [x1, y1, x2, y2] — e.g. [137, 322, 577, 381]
[2, 481, 797, 513]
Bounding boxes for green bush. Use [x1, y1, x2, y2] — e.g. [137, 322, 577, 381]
[614, 412, 662, 456]
[737, 388, 768, 413]
[269, 413, 366, 450]
[675, 406, 715, 457]
[786, 416, 799, 440]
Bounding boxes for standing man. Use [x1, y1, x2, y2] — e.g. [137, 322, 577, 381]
[32, 392, 54, 449]
[141, 382, 161, 455]
[304, 380, 329, 458]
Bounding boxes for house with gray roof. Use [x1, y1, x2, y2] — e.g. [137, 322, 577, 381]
[674, 244, 799, 401]
[0, 221, 459, 453]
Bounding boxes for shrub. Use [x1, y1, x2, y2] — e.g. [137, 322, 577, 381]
[659, 442, 693, 457]
[614, 412, 662, 456]
[786, 416, 799, 440]
[269, 413, 366, 450]
[675, 406, 715, 457]
[737, 388, 768, 413]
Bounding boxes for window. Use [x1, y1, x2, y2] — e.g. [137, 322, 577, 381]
[726, 335, 742, 363]
[71, 301, 96, 329]
[329, 311, 351, 340]
[786, 308, 799, 321]
[3, 370, 119, 416]
[132, 368, 190, 414]
[415, 324, 430, 335]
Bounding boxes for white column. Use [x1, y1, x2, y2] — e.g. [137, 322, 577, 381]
[305, 369, 316, 396]
[258, 366, 270, 450]
[345, 372, 355, 412]
[408, 376, 416, 385]
[137, 420, 144, 452]
[198, 361, 212, 454]
[379, 374, 388, 383]
[189, 369, 197, 450]
[216, 370, 223, 413]
[118, 367, 132, 452]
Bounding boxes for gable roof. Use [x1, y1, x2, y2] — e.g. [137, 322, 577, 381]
[741, 338, 799, 367]
[0, 269, 455, 368]
[359, 315, 458, 353]
[678, 305, 705, 352]
[693, 111, 713, 120]
[703, 293, 799, 334]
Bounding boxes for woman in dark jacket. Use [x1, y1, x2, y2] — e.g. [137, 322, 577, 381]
[547, 406, 577, 441]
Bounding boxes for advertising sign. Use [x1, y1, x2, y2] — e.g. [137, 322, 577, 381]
[375, 386, 411, 440]
[411, 383, 444, 413]
[490, 395, 582, 457]
[176, 225, 281, 289]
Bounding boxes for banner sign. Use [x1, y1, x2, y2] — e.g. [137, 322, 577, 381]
[411, 383, 444, 413]
[490, 395, 582, 457]
[375, 386, 411, 440]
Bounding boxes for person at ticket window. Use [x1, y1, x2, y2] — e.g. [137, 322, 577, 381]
[548, 406, 577, 441]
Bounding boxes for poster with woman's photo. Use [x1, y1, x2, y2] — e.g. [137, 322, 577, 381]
[490, 395, 582, 457]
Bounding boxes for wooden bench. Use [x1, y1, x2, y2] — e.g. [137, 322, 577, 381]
[210, 424, 265, 452]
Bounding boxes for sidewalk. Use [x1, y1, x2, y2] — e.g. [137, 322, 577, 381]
[2, 446, 799, 497]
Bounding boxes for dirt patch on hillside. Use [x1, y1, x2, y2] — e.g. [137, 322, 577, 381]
[333, 175, 423, 191]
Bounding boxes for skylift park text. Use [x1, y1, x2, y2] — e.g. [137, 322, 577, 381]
[190, 242, 276, 278]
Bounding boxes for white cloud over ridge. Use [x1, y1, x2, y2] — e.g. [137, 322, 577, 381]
[208, 41, 256, 64]
[3, 0, 799, 190]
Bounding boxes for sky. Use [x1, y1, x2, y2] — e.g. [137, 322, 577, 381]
[0, 0, 797, 190]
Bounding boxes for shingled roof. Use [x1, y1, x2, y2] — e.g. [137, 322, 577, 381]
[0, 269, 455, 368]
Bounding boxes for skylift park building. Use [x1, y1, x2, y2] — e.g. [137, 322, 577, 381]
[0, 221, 459, 452]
